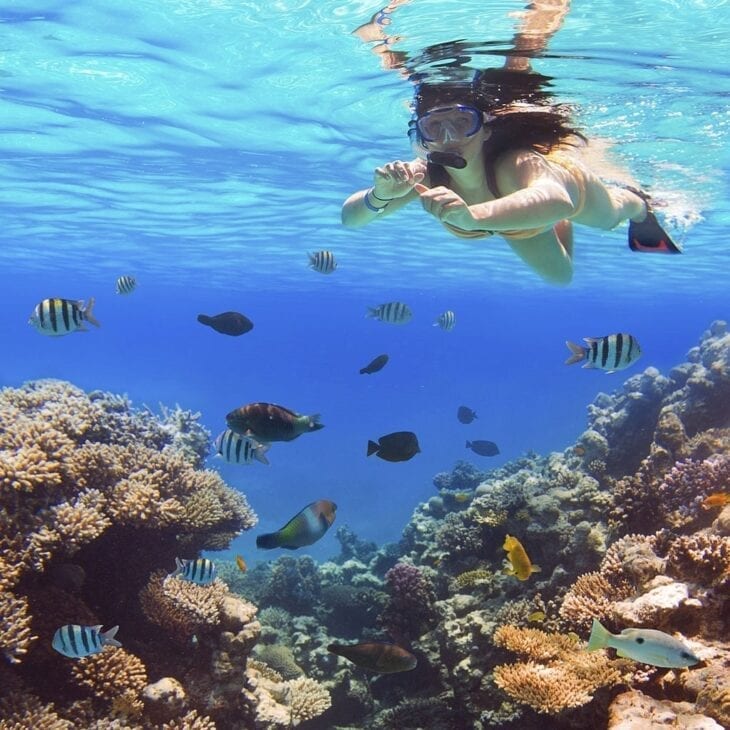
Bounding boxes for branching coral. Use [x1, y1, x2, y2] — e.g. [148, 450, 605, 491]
[140, 571, 228, 640]
[665, 533, 730, 587]
[286, 676, 331, 725]
[379, 561, 438, 641]
[71, 647, 147, 702]
[492, 625, 625, 714]
[0, 589, 37, 664]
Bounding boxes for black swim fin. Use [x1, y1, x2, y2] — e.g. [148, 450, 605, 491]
[627, 188, 682, 254]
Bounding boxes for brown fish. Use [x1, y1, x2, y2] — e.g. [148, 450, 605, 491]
[235, 555, 247, 573]
[226, 402, 323, 442]
[197, 311, 253, 336]
[359, 354, 389, 375]
[327, 642, 417, 673]
[367, 431, 420, 462]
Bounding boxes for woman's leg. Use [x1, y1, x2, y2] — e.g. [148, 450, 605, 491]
[572, 169, 647, 230]
[505, 221, 574, 285]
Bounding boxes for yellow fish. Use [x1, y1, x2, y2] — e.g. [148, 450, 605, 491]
[235, 555, 247, 573]
[502, 535, 540, 581]
[702, 492, 730, 510]
[527, 611, 546, 623]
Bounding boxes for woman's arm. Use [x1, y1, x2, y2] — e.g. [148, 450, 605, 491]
[341, 159, 425, 228]
[464, 150, 578, 231]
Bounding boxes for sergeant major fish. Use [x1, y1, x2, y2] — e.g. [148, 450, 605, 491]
[52, 624, 121, 659]
[256, 499, 337, 550]
[215, 429, 270, 465]
[434, 310, 456, 331]
[565, 333, 641, 373]
[167, 557, 216, 585]
[226, 402, 323, 443]
[366, 301, 413, 325]
[115, 275, 137, 295]
[29, 297, 100, 336]
[308, 250, 337, 274]
[587, 619, 700, 668]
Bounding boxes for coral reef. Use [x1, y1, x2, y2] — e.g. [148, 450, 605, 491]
[0, 379, 275, 728]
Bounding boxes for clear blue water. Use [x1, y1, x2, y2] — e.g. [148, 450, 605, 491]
[2, 0, 728, 563]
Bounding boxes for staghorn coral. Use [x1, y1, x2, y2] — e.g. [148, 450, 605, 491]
[70, 647, 147, 702]
[492, 625, 626, 715]
[140, 571, 228, 640]
[160, 709, 217, 730]
[286, 676, 331, 725]
[0, 589, 36, 664]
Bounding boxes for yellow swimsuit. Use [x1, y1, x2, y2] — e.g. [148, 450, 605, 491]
[438, 151, 587, 241]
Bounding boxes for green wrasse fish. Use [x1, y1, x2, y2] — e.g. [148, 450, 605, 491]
[256, 500, 337, 550]
[327, 642, 417, 673]
[226, 402, 323, 442]
[587, 619, 700, 668]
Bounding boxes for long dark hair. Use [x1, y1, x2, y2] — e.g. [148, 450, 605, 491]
[413, 68, 585, 158]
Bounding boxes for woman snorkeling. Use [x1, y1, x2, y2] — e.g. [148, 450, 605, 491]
[342, 7, 681, 285]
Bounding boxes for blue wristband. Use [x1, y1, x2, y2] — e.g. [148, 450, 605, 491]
[364, 188, 389, 213]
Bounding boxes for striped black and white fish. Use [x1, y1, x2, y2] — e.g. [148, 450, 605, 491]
[168, 557, 217, 585]
[115, 275, 137, 295]
[214, 429, 270, 465]
[51, 624, 121, 659]
[434, 310, 456, 331]
[308, 250, 337, 274]
[367, 301, 413, 325]
[29, 298, 100, 336]
[565, 333, 642, 373]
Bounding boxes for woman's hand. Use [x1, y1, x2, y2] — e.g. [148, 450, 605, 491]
[373, 160, 425, 200]
[414, 184, 475, 229]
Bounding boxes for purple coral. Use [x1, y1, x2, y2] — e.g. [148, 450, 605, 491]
[379, 562, 437, 642]
[659, 456, 730, 522]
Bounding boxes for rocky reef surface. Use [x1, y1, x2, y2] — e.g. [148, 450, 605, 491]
[225, 321, 730, 729]
[2, 320, 729, 729]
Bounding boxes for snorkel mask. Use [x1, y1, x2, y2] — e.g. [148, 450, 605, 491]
[409, 104, 493, 169]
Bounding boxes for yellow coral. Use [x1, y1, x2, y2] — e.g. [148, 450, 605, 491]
[492, 625, 625, 715]
[559, 571, 632, 631]
[161, 709, 217, 729]
[71, 647, 147, 702]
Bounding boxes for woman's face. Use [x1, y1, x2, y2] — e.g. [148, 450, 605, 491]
[415, 104, 492, 159]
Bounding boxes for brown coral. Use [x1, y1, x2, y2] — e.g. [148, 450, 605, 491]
[140, 571, 228, 640]
[0, 589, 37, 664]
[287, 676, 331, 725]
[71, 647, 147, 702]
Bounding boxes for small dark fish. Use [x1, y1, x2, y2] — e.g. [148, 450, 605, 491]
[197, 311, 253, 336]
[565, 333, 641, 373]
[115, 275, 137, 295]
[327, 641, 417, 673]
[256, 499, 337, 550]
[466, 439, 499, 457]
[226, 402, 323, 443]
[359, 354, 389, 375]
[457, 406, 477, 424]
[49, 563, 86, 593]
[52, 624, 121, 659]
[367, 431, 420, 462]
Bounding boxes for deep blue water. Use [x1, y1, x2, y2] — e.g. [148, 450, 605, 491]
[2, 0, 729, 563]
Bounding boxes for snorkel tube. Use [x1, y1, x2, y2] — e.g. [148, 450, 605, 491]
[426, 151, 467, 169]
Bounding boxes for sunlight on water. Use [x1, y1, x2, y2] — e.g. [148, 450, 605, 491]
[0, 0, 728, 295]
